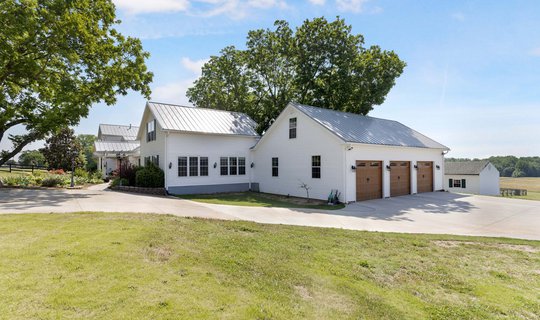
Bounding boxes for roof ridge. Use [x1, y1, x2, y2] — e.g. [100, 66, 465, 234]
[291, 101, 399, 124]
[99, 123, 140, 128]
[148, 101, 250, 117]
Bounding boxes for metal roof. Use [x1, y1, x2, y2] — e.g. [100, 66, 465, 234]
[99, 124, 139, 141]
[292, 102, 449, 149]
[147, 102, 258, 136]
[444, 160, 490, 175]
[94, 141, 140, 153]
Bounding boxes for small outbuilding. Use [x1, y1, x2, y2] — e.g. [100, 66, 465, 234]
[94, 124, 140, 178]
[444, 160, 500, 195]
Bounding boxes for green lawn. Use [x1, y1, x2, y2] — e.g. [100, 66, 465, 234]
[178, 191, 345, 210]
[0, 169, 48, 178]
[500, 177, 540, 201]
[0, 213, 538, 319]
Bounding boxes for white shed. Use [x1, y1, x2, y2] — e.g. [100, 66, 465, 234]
[94, 124, 140, 178]
[444, 160, 500, 195]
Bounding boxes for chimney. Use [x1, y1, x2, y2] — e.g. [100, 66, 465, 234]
[129, 124, 132, 130]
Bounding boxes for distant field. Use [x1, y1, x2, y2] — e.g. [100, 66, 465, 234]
[500, 177, 540, 201]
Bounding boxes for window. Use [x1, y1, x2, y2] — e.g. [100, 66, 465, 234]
[461, 179, 466, 188]
[453, 179, 461, 188]
[220, 157, 228, 176]
[229, 157, 237, 175]
[189, 157, 199, 176]
[238, 157, 246, 175]
[146, 119, 156, 142]
[289, 118, 297, 139]
[178, 157, 187, 177]
[200, 157, 208, 176]
[312, 155, 321, 178]
[272, 157, 279, 177]
[145, 155, 159, 166]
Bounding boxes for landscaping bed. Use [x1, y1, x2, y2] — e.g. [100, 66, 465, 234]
[0, 212, 538, 319]
[177, 191, 346, 210]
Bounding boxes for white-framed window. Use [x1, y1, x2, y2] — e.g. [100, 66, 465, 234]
[312, 155, 321, 179]
[289, 118, 297, 139]
[219, 156, 246, 176]
[178, 156, 208, 177]
[145, 155, 159, 166]
[146, 119, 156, 142]
[449, 178, 466, 188]
[178, 157, 187, 177]
[272, 157, 279, 177]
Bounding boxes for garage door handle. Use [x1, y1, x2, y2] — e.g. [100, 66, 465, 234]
[398, 176, 400, 180]
[367, 177, 370, 182]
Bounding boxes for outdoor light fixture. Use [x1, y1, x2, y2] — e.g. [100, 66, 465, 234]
[414, 164, 418, 169]
[436, 165, 440, 170]
[351, 165, 356, 170]
[213, 162, 217, 168]
[386, 165, 391, 170]
[168, 162, 172, 169]
[250, 162, 254, 168]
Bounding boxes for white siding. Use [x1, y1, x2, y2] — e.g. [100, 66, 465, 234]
[253, 106, 346, 201]
[344, 145, 445, 202]
[445, 174, 481, 194]
[479, 163, 500, 195]
[165, 133, 257, 190]
[139, 110, 166, 170]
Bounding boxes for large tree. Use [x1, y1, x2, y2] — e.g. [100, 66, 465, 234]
[187, 17, 406, 133]
[0, 0, 153, 166]
[41, 127, 84, 171]
[77, 134, 97, 172]
[18, 149, 46, 166]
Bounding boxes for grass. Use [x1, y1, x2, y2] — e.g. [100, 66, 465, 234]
[178, 191, 346, 210]
[0, 212, 539, 319]
[0, 169, 48, 178]
[500, 177, 540, 201]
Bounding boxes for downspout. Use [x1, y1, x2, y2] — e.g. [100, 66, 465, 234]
[164, 131, 168, 193]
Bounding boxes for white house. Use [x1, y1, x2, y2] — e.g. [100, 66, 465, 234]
[137, 102, 259, 194]
[252, 102, 449, 203]
[94, 124, 140, 178]
[444, 160, 500, 195]
[137, 101, 449, 202]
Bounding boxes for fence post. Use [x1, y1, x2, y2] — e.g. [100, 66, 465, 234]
[32, 165, 34, 174]
[9, 163, 11, 172]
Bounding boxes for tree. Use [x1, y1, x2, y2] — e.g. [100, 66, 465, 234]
[41, 128, 84, 171]
[18, 150, 46, 166]
[0, 0, 153, 166]
[187, 17, 406, 133]
[77, 134, 98, 172]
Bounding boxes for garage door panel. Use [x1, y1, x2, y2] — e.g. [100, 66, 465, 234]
[356, 160, 382, 201]
[390, 161, 410, 197]
[417, 161, 433, 193]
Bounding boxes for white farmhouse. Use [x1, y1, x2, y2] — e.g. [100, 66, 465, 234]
[94, 124, 140, 178]
[136, 101, 449, 203]
[444, 160, 500, 195]
[137, 102, 259, 194]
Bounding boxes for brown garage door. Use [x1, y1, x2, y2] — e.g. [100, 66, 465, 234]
[390, 161, 410, 197]
[356, 161, 382, 201]
[417, 161, 433, 193]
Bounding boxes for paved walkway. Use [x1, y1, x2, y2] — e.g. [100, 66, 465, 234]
[0, 186, 539, 240]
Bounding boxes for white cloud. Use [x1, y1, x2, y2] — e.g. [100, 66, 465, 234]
[113, 0, 189, 14]
[181, 57, 209, 74]
[308, 0, 325, 5]
[153, 79, 196, 106]
[451, 12, 465, 21]
[336, 0, 368, 13]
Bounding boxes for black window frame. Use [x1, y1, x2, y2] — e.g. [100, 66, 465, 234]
[238, 157, 246, 175]
[229, 157, 237, 175]
[312, 155, 321, 179]
[272, 157, 279, 177]
[200, 157, 209, 176]
[178, 157, 187, 177]
[289, 117, 297, 139]
[189, 157, 199, 176]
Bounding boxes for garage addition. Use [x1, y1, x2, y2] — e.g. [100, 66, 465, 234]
[136, 101, 449, 202]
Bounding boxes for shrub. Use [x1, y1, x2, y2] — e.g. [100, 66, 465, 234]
[0, 175, 36, 187]
[49, 169, 65, 175]
[74, 168, 89, 179]
[110, 177, 129, 187]
[117, 163, 140, 186]
[135, 163, 164, 188]
[41, 176, 65, 187]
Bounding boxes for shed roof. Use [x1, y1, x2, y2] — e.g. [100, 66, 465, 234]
[444, 160, 490, 175]
[145, 102, 258, 137]
[99, 124, 139, 141]
[94, 141, 140, 153]
[291, 102, 449, 149]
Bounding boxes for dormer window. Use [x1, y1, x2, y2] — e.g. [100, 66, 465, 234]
[289, 117, 297, 139]
[147, 119, 156, 142]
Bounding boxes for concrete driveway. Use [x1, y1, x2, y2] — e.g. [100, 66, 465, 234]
[0, 185, 538, 240]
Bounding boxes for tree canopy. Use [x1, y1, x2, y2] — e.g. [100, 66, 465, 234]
[446, 156, 540, 177]
[41, 127, 84, 171]
[187, 17, 406, 133]
[18, 149, 46, 167]
[77, 134, 98, 172]
[0, 0, 153, 166]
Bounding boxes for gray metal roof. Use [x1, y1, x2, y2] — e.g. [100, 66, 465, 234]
[292, 102, 449, 149]
[94, 141, 140, 153]
[147, 102, 258, 136]
[99, 124, 139, 141]
[444, 160, 489, 175]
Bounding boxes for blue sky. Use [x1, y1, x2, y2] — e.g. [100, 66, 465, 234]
[6, 0, 540, 158]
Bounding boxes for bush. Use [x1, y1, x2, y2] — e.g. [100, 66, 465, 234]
[110, 177, 129, 187]
[41, 176, 65, 187]
[0, 175, 36, 187]
[49, 169, 65, 175]
[74, 168, 89, 179]
[135, 163, 164, 188]
[117, 163, 140, 186]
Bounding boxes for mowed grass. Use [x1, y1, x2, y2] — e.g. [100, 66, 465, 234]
[178, 191, 345, 210]
[0, 213, 539, 319]
[0, 169, 48, 178]
[500, 177, 540, 201]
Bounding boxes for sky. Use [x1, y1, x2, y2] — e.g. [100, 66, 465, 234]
[4, 0, 540, 158]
